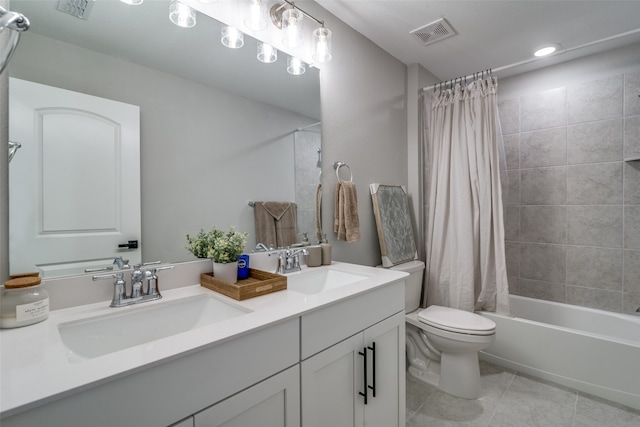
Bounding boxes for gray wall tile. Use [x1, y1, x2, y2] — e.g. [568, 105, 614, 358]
[622, 292, 640, 315]
[521, 87, 567, 132]
[521, 128, 566, 168]
[624, 205, 640, 249]
[624, 249, 640, 294]
[505, 206, 520, 241]
[568, 75, 623, 124]
[624, 162, 640, 204]
[506, 242, 520, 278]
[516, 279, 566, 303]
[506, 170, 520, 205]
[567, 119, 623, 164]
[520, 206, 566, 244]
[624, 72, 640, 117]
[567, 163, 623, 205]
[521, 167, 566, 205]
[520, 243, 566, 283]
[566, 286, 622, 312]
[503, 133, 520, 170]
[624, 116, 640, 158]
[567, 206, 623, 247]
[566, 246, 622, 290]
[498, 98, 520, 135]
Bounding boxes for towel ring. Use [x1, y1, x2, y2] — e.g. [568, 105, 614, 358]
[333, 161, 353, 182]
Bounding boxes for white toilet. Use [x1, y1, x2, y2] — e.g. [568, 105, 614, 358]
[389, 260, 496, 399]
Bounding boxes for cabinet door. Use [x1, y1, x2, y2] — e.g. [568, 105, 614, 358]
[194, 366, 300, 427]
[363, 312, 405, 427]
[301, 334, 364, 427]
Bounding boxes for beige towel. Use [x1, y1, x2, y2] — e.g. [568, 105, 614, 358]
[315, 184, 323, 241]
[333, 181, 360, 242]
[254, 202, 297, 248]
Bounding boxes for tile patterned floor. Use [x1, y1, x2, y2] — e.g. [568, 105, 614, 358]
[406, 361, 640, 427]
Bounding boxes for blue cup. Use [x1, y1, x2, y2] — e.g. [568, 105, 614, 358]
[237, 254, 250, 280]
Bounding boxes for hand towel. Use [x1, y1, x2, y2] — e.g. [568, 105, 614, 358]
[315, 183, 323, 241]
[254, 201, 297, 248]
[333, 181, 360, 242]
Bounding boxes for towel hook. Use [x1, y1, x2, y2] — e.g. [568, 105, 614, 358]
[333, 161, 353, 182]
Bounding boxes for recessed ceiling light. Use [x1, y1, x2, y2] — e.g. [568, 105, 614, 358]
[534, 44, 558, 57]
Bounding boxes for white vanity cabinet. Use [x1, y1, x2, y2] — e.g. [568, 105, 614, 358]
[194, 365, 300, 427]
[299, 282, 405, 427]
[2, 318, 299, 427]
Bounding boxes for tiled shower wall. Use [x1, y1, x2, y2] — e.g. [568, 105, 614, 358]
[294, 130, 322, 242]
[498, 72, 640, 315]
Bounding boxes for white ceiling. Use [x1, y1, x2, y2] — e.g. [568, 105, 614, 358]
[316, 0, 640, 81]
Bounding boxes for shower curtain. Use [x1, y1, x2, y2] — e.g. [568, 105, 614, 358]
[422, 77, 510, 314]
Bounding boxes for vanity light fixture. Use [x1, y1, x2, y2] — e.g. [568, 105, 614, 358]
[169, 0, 196, 28]
[221, 26, 244, 49]
[257, 42, 277, 63]
[281, 8, 303, 47]
[287, 56, 305, 75]
[312, 27, 332, 63]
[270, 1, 332, 62]
[245, 0, 268, 31]
[534, 43, 559, 57]
[120, 0, 143, 5]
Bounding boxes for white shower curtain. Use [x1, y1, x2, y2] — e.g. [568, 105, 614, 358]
[423, 77, 510, 314]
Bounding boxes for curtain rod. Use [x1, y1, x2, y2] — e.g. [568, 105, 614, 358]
[421, 27, 640, 93]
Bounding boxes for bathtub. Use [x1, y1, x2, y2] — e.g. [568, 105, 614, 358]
[479, 295, 640, 410]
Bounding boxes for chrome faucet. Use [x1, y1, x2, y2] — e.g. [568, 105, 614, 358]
[93, 262, 174, 308]
[276, 248, 309, 274]
[113, 256, 130, 269]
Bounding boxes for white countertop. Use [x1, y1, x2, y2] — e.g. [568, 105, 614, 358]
[0, 262, 407, 418]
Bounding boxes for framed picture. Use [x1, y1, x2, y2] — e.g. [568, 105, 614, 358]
[370, 184, 418, 267]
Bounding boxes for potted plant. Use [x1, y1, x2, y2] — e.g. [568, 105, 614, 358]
[185, 226, 248, 283]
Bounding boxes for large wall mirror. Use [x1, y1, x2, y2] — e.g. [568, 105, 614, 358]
[8, 0, 321, 278]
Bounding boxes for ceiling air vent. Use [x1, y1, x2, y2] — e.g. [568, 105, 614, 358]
[410, 18, 457, 46]
[57, 0, 94, 20]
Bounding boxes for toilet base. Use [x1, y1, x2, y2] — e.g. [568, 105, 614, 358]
[439, 352, 482, 399]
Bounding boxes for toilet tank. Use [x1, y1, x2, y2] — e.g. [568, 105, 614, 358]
[387, 260, 425, 313]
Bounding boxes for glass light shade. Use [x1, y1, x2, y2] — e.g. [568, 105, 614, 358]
[287, 56, 306, 75]
[282, 8, 303, 47]
[221, 26, 244, 49]
[257, 42, 277, 63]
[120, 0, 143, 5]
[312, 27, 332, 63]
[169, 0, 196, 28]
[244, 0, 268, 31]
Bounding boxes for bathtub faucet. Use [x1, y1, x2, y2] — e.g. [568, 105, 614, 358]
[636, 307, 640, 316]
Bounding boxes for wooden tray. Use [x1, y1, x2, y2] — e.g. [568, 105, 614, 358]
[200, 268, 287, 300]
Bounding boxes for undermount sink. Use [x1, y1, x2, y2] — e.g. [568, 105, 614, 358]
[57, 294, 251, 361]
[287, 268, 368, 295]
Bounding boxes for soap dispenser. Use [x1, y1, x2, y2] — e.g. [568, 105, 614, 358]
[320, 234, 331, 265]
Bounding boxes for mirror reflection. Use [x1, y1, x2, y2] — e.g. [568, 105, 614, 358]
[8, 0, 321, 278]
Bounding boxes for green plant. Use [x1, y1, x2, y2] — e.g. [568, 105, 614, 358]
[185, 226, 248, 263]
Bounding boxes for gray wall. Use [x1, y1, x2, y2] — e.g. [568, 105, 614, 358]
[312, 3, 408, 266]
[498, 43, 640, 315]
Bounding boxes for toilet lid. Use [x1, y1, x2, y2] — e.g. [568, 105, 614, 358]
[418, 305, 496, 335]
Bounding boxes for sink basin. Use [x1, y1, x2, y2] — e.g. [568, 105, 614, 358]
[58, 294, 251, 361]
[287, 268, 368, 295]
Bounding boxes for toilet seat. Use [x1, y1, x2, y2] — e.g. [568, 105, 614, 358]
[418, 305, 496, 336]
